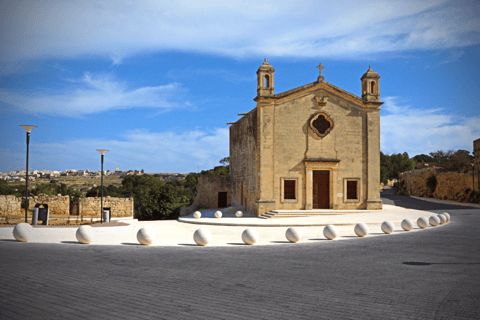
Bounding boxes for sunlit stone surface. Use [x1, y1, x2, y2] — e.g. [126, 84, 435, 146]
[323, 224, 338, 240]
[417, 217, 428, 229]
[137, 227, 156, 245]
[429, 216, 440, 227]
[242, 228, 259, 245]
[13, 223, 33, 242]
[285, 227, 302, 243]
[214, 211, 222, 218]
[401, 219, 414, 231]
[354, 223, 369, 237]
[193, 211, 201, 219]
[381, 221, 395, 234]
[193, 228, 212, 246]
[76, 225, 94, 244]
[438, 214, 447, 225]
[235, 211, 243, 218]
[442, 212, 451, 222]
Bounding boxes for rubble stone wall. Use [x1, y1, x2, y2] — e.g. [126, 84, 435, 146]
[78, 197, 134, 217]
[399, 168, 474, 200]
[0, 195, 21, 216]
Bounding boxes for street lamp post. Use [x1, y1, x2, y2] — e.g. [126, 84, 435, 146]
[96, 149, 109, 223]
[20, 125, 37, 223]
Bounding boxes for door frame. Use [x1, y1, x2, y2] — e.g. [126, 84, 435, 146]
[304, 160, 339, 210]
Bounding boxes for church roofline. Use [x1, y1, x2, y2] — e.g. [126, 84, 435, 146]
[255, 80, 368, 106]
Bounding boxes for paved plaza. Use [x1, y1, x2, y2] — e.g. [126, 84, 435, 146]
[1, 190, 479, 319]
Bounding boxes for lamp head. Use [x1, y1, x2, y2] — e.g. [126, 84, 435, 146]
[96, 149, 109, 155]
[20, 125, 37, 133]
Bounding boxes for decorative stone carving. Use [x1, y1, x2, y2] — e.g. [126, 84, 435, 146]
[354, 223, 369, 237]
[137, 227, 156, 245]
[323, 224, 338, 240]
[309, 112, 334, 138]
[76, 225, 93, 244]
[242, 228, 259, 245]
[285, 227, 302, 243]
[314, 95, 329, 108]
[381, 221, 395, 234]
[193, 228, 212, 246]
[13, 223, 33, 242]
[417, 217, 428, 229]
[401, 219, 414, 231]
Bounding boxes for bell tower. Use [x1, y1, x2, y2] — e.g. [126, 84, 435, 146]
[257, 59, 275, 97]
[361, 65, 380, 102]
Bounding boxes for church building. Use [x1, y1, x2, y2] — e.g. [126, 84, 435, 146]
[229, 60, 383, 216]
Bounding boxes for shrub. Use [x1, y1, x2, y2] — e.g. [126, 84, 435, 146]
[426, 175, 437, 193]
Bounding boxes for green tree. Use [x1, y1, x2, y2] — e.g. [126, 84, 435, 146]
[429, 149, 455, 162]
[380, 152, 415, 184]
[219, 157, 230, 166]
[412, 154, 436, 163]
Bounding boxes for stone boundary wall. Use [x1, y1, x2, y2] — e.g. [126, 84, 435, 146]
[180, 175, 231, 216]
[0, 195, 21, 216]
[398, 168, 474, 200]
[28, 194, 70, 215]
[0, 194, 134, 217]
[79, 196, 134, 218]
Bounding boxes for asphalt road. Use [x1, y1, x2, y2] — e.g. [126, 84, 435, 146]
[1, 193, 479, 319]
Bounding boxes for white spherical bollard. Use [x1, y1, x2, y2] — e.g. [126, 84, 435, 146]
[429, 215, 440, 227]
[381, 221, 395, 234]
[417, 217, 428, 229]
[193, 211, 201, 219]
[285, 227, 302, 243]
[354, 223, 369, 237]
[76, 225, 94, 244]
[13, 223, 33, 242]
[235, 211, 243, 218]
[323, 225, 338, 240]
[137, 227, 156, 245]
[214, 211, 222, 219]
[442, 212, 450, 222]
[193, 228, 212, 246]
[401, 219, 414, 231]
[438, 214, 447, 225]
[242, 228, 259, 245]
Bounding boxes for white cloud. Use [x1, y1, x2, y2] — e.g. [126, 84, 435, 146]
[1, 0, 478, 65]
[25, 127, 229, 173]
[380, 97, 480, 156]
[0, 72, 191, 116]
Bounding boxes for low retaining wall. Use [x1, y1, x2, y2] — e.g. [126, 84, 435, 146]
[398, 168, 475, 200]
[79, 196, 134, 218]
[0, 195, 21, 216]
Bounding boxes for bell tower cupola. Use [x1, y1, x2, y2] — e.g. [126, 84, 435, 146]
[257, 58, 275, 97]
[361, 65, 380, 102]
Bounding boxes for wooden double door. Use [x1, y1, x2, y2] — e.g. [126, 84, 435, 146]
[312, 170, 330, 209]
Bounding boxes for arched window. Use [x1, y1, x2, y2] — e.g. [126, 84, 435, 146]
[264, 75, 270, 88]
[370, 81, 375, 94]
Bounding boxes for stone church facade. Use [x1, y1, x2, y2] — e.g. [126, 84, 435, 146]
[229, 60, 383, 216]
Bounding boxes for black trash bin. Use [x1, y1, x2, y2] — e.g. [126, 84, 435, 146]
[34, 203, 49, 225]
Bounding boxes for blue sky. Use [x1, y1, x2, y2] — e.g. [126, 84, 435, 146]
[1, 0, 479, 173]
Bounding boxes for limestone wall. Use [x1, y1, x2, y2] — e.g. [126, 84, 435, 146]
[230, 109, 257, 213]
[398, 168, 474, 200]
[78, 196, 134, 217]
[28, 194, 70, 215]
[193, 175, 231, 209]
[0, 195, 21, 216]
